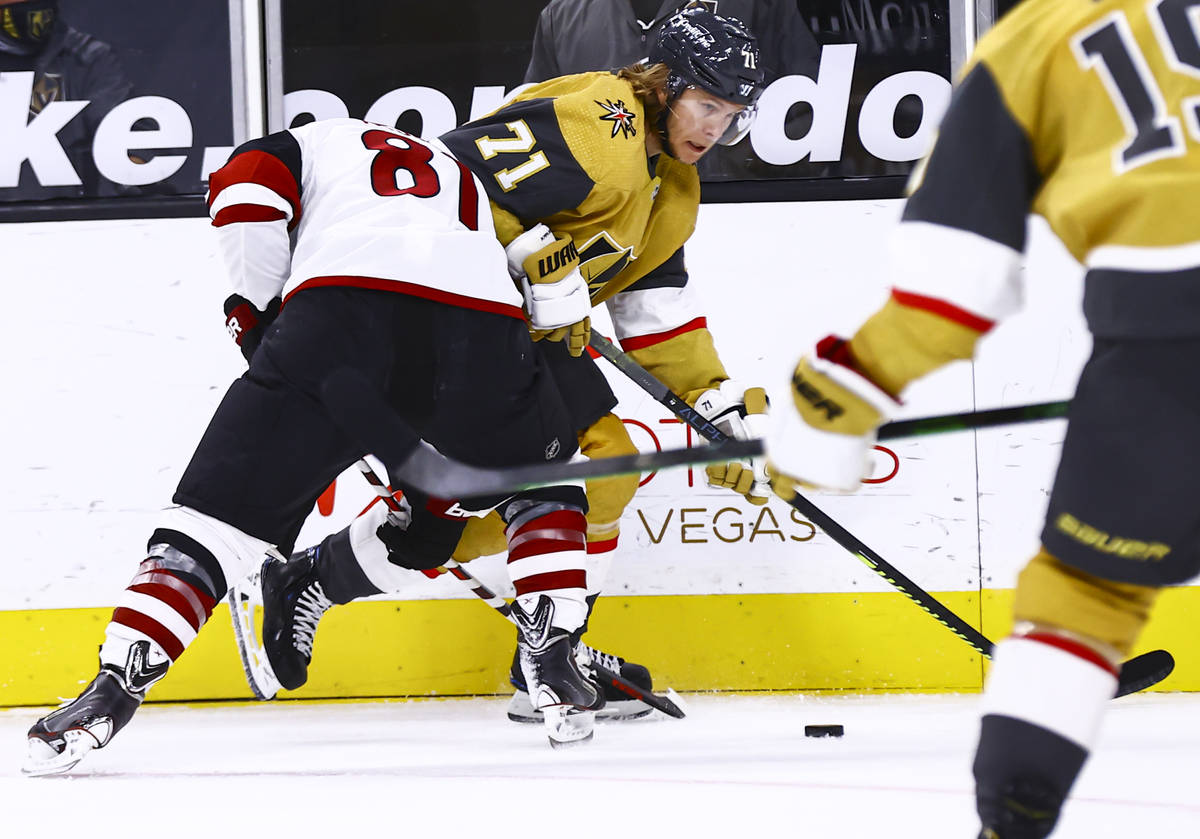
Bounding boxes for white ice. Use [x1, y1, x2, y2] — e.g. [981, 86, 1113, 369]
[1, 692, 1197, 837]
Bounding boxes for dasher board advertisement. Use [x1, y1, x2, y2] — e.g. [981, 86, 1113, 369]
[0, 0, 234, 211]
[280, 0, 952, 197]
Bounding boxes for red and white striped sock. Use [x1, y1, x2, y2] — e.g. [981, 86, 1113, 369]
[98, 556, 218, 686]
[507, 505, 588, 632]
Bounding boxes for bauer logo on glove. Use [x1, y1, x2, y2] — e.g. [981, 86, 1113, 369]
[767, 336, 898, 495]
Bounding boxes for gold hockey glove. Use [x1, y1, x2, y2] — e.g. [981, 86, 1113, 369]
[767, 336, 898, 497]
[505, 224, 592, 357]
[695, 381, 771, 505]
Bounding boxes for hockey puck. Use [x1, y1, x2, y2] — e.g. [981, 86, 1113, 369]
[804, 724, 844, 738]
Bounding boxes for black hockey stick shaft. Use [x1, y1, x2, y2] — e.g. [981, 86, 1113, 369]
[354, 460, 686, 719]
[877, 401, 1070, 440]
[588, 335, 993, 654]
[587, 334, 1173, 698]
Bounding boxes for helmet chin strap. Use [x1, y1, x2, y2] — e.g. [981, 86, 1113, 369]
[654, 91, 687, 160]
[655, 107, 675, 159]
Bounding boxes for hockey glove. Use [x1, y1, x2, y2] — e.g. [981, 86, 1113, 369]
[224, 294, 281, 363]
[505, 223, 592, 357]
[695, 380, 771, 505]
[766, 336, 898, 497]
[376, 494, 469, 572]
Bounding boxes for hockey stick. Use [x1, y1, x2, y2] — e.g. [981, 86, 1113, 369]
[354, 460, 687, 719]
[319, 367, 759, 500]
[878, 401, 1070, 441]
[587, 334, 1174, 698]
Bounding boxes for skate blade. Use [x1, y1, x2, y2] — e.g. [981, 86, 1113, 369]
[22, 731, 98, 777]
[506, 689, 542, 724]
[543, 705, 595, 748]
[227, 563, 282, 701]
[509, 690, 655, 724]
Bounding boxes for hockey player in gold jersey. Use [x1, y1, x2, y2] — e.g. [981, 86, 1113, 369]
[228, 8, 773, 722]
[767, 0, 1200, 836]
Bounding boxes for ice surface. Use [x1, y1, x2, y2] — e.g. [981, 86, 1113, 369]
[2, 692, 1196, 837]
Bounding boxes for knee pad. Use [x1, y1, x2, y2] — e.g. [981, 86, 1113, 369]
[150, 505, 273, 600]
[1013, 547, 1160, 658]
[102, 509, 246, 668]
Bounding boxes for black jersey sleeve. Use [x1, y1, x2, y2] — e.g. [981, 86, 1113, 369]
[902, 63, 1042, 252]
[440, 97, 595, 223]
[623, 246, 688, 291]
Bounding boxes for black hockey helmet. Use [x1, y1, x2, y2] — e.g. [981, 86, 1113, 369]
[648, 7, 765, 145]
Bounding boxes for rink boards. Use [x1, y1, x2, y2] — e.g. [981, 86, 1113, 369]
[2, 586, 1197, 706]
[3, 209, 1198, 706]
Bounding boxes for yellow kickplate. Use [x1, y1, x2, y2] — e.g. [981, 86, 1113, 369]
[2, 587, 1195, 707]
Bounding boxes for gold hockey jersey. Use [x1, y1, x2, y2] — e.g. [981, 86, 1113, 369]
[850, 0, 1200, 394]
[441, 71, 728, 401]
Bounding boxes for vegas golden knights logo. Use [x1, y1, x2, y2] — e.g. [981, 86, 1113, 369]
[596, 98, 637, 140]
[578, 231, 635, 293]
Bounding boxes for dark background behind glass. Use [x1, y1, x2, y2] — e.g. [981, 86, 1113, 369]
[56, 0, 233, 195]
[0, 0, 233, 217]
[282, 0, 951, 201]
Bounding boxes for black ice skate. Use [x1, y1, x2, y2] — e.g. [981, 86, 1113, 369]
[976, 777, 1065, 839]
[508, 641, 654, 724]
[229, 548, 332, 699]
[512, 595, 605, 748]
[23, 640, 165, 776]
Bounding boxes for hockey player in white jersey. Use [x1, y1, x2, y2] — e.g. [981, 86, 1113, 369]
[23, 120, 605, 775]
[227, 7, 771, 724]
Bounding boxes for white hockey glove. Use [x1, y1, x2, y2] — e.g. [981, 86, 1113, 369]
[695, 380, 771, 505]
[766, 336, 898, 497]
[505, 223, 592, 357]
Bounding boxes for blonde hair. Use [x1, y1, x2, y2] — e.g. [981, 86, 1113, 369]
[617, 61, 669, 129]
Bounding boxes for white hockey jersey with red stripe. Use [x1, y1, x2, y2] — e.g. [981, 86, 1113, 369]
[206, 118, 524, 320]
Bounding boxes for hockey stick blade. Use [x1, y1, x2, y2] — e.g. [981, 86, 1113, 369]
[591, 661, 686, 719]
[322, 367, 758, 498]
[1114, 649, 1175, 698]
[354, 461, 687, 717]
[792, 484, 1173, 698]
[588, 338, 1175, 699]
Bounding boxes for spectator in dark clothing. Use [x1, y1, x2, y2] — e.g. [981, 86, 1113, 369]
[0, 0, 135, 200]
[524, 0, 822, 181]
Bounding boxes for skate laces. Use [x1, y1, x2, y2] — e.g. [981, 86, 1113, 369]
[291, 581, 332, 658]
[579, 643, 623, 674]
